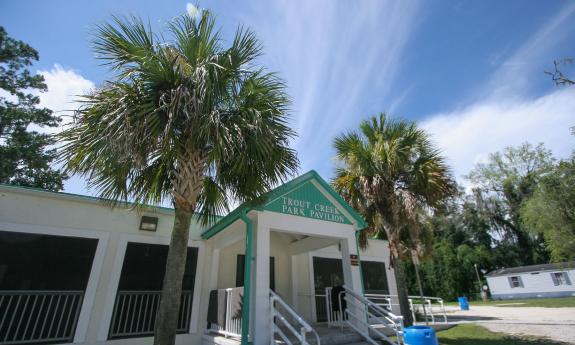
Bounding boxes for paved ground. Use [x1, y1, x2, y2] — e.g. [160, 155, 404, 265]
[444, 305, 575, 344]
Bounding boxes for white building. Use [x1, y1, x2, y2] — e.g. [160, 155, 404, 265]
[485, 262, 575, 300]
[0, 171, 403, 345]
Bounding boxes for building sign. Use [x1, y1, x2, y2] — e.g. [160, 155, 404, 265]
[265, 181, 352, 225]
[350, 254, 359, 266]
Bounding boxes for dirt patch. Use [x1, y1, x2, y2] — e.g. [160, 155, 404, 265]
[447, 306, 575, 344]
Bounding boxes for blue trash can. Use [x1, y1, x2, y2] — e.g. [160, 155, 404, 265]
[458, 296, 469, 310]
[403, 326, 439, 345]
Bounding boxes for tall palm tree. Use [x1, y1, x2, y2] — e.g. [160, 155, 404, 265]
[332, 114, 455, 326]
[59, 12, 298, 345]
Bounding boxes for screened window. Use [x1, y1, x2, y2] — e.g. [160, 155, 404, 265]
[0, 231, 98, 290]
[551, 272, 571, 286]
[236, 254, 275, 291]
[109, 243, 198, 339]
[117, 242, 198, 291]
[312, 257, 344, 293]
[361, 261, 389, 294]
[508, 276, 523, 288]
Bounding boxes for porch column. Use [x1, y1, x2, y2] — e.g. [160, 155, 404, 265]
[340, 235, 365, 331]
[340, 235, 362, 293]
[253, 222, 271, 345]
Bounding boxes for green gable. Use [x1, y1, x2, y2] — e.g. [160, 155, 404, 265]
[202, 170, 367, 239]
[263, 180, 352, 224]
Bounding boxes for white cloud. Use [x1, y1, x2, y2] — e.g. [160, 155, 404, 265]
[422, 2, 575, 185]
[422, 88, 575, 182]
[245, 0, 422, 172]
[186, 3, 199, 18]
[35, 64, 95, 133]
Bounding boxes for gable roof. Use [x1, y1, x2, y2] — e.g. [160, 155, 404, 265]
[485, 261, 575, 277]
[201, 170, 367, 239]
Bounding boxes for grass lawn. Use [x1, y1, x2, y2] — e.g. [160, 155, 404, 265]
[443, 296, 575, 308]
[436, 324, 567, 345]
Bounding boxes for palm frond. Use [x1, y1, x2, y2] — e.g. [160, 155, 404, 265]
[331, 113, 455, 258]
[59, 12, 299, 223]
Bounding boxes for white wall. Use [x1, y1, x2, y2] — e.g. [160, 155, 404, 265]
[0, 186, 209, 345]
[215, 231, 293, 303]
[487, 269, 575, 299]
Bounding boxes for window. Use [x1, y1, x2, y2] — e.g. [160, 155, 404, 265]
[361, 261, 389, 294]
[109, 243, 199, 339]
[0, 231, 98, 344]
[508, 276, 523, 288]
[0, 231, 98, 290]
[117, 242, 198, 291]
[236, 254, 275, 291]
[551, 272, 572, 286]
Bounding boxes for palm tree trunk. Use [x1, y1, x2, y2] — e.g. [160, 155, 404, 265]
[393, 260, 414, 327]
[154, 207, 193, 345]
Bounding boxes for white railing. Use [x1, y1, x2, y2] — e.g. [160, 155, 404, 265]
[270, 290, 320, 345]
[207, 288, 242, 338]
[364, 294, 393, 312]
[0, 290, 84, 345]
[326, 287, 404, 345]
[109, 290, 193, 339]
[408, 296, 447, 324]
[365, 294, 447, 324]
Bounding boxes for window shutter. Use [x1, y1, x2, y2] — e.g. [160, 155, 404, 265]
[518, 276, 524, 288]
[508, 276, 514, 288]
[551, 273, 559, 286]
[564, 273, 572, 286]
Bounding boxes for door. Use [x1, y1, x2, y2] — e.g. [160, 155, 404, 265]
[312, 257, 343, 321]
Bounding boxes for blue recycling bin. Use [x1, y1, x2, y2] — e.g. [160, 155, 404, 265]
[458, 296, 469, 310]
[403, 326, 439, 345]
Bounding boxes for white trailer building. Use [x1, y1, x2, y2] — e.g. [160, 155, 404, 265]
[485, 262, 575, 300]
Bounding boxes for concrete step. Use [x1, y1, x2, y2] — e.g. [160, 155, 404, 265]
[274, 324, 365, 345]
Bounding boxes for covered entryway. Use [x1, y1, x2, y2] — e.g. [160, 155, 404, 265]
[201, 171, 403, 345]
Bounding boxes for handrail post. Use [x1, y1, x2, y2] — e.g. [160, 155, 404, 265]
[440, 299, 447, 324]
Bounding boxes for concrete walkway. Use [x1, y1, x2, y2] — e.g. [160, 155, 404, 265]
[444, 305, 575, 344]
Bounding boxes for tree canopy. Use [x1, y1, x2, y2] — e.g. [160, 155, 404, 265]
[0, 26, 67, 191]
[522, 156, 575, 261]
[466, 143, 554, 265]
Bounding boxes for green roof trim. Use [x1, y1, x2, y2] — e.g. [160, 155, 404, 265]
[201, 170, 368, 239]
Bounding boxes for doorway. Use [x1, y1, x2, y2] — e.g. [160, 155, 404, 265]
[312, 257, 343, 321]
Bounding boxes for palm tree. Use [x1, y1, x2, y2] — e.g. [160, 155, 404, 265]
[59, 12, 298, 345]
[332, 114, 455, 326]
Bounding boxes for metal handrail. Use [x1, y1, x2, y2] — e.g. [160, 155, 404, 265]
[326, 286, 403, 345]
[0, 290, 84, 345]
[366, 293, 447, 324]
[363, 294, 393, 311]
[270, 290, 320, 345]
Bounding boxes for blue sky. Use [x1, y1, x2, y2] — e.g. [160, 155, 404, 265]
[1, 0, 574, 197]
